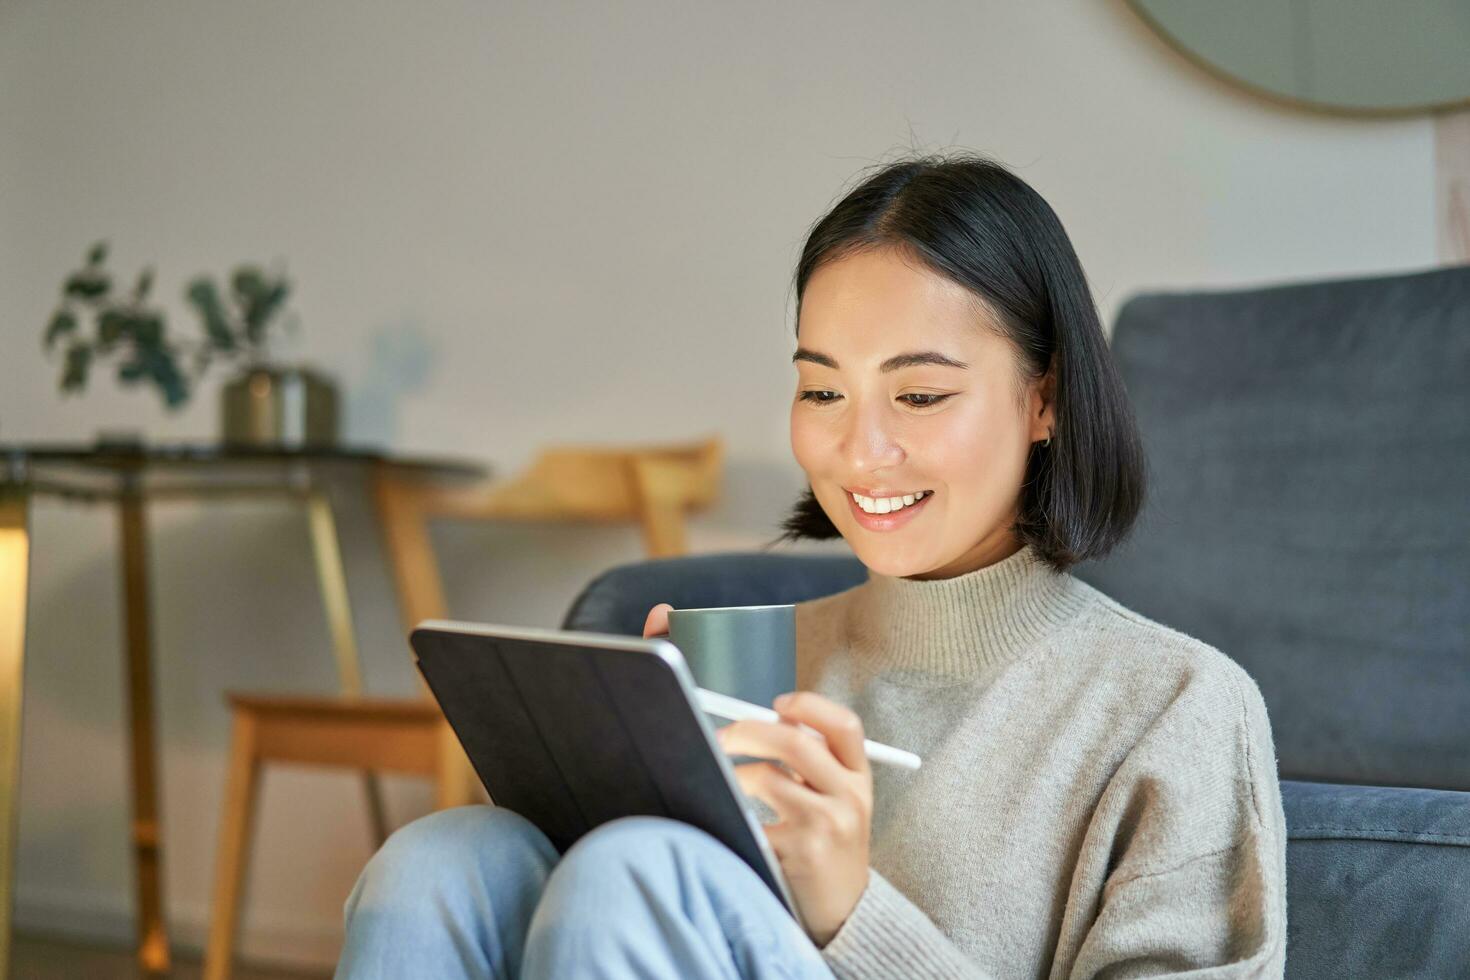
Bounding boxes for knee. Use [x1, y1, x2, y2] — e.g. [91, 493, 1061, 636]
[352, 805, 557, 908]
[558, 815, 721, 878]
[378, 805, 551, 868]
[523, 817, 759, 972]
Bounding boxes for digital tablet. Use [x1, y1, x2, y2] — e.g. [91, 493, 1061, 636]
[408, 619, 803, 929]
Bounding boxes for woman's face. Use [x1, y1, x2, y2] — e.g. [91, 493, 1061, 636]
[790, 246, 1054, 580]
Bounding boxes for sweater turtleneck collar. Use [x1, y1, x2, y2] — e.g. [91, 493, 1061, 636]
[846, 542, 1089, 680]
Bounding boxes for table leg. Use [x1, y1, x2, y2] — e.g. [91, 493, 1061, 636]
[305, 491, 388, 847]
[0, 493, 32, 980]
[118, 487, 170, 974]
[371, 467, 482, 811]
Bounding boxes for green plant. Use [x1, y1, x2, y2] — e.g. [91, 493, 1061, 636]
[41, 240, 299, 410]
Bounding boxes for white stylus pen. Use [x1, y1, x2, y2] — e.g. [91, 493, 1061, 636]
[695, 687, 922, 771]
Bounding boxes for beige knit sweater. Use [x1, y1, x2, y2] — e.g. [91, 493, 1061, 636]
[796, 543, 1288, 979]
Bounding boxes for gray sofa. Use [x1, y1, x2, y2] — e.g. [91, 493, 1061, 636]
[560, 263, 1470, 978]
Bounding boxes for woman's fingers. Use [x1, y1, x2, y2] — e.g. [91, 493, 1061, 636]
[717, 720, 854, 798]
[772, 692, 870, 775]
[642, 602, 673, 638]
[733, 760, 822, 824]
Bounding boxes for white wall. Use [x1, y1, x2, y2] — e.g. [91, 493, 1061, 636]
[0, 0, 1439, 969]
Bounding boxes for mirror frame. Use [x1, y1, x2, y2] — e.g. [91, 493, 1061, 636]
[1124, 0, 1470, 118]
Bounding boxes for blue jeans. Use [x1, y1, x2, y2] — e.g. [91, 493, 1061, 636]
[334, 805, 837, 979]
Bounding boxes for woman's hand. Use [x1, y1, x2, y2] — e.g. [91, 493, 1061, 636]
[642, 604, 873, 944]
[716, 690, 873, 948]
[642, 602, 674, 638]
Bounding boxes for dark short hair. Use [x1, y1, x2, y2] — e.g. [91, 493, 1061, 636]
[761, 152, 1147, 574]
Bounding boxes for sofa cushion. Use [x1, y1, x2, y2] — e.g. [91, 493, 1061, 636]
[1074, 264, 1470, 790]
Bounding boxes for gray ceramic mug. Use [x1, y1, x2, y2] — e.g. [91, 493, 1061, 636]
[666, 604, 796, 710]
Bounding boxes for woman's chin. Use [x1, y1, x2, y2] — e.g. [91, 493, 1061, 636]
[847, 540, 933, 578]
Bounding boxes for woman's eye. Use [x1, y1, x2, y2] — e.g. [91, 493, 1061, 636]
[797, 390, 840, 405]
[797, 391, 951, 408]
[901, 393, 951, 408]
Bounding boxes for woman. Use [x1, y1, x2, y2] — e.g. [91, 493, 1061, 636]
[336, 154, 1288, 979]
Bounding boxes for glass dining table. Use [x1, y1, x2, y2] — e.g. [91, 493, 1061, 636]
[0, 441, 487, 977]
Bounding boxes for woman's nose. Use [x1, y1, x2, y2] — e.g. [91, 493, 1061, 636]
[839, 398, 904, 470]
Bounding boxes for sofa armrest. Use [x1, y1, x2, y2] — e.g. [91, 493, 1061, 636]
[560, 551, 867, 635]
[1282, 779, 1470, 980]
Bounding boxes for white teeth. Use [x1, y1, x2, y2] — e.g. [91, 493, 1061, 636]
[850, 490, 930, 514]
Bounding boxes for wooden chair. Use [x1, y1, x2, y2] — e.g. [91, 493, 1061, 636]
[202, 436, 723, 980]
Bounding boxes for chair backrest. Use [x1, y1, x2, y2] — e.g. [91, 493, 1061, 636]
[375, 435, 724, 634]
[1072, 264, 1470, 791]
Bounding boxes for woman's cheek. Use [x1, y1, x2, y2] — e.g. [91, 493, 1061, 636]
[933, 404, 1029, 517]
[790, 405, 824, 472]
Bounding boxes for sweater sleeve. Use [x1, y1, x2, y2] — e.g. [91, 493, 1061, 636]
[818, 817, 1285, 980]
[1065, 660, 1289, 978]
[822, 656, 1287, 980]
[1065, 834, 1284, 978]
[818, 866, 997, 980]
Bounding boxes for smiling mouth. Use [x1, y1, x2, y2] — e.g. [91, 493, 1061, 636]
[847, 488, 933, 515]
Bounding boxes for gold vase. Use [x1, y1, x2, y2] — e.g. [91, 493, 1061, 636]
[221, 365, 339, 448]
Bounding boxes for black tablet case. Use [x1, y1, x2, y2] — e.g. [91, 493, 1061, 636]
[410, 622, 794, 915]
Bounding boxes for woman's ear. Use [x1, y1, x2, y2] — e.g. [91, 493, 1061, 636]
[1030, 360, 1058, 442]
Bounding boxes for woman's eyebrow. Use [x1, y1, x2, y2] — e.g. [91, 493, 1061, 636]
[791, 348, 969, 372]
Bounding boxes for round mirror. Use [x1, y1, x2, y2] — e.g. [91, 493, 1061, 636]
[1126, 0, 1470, 116]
